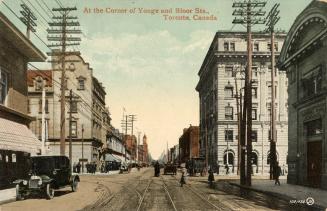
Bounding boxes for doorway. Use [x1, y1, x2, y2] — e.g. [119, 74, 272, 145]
[307, 141, 322, 188]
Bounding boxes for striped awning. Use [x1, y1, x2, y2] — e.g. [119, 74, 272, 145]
[0, 118, 41, 155]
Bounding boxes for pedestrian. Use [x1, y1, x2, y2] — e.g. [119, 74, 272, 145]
[73, 162, 77, 173]
[225, 164, 229, 175]
[154, 161, 160, 177]
[208, 168, 215, 188]
[76, 162, 81, 174]
[86, 162, 90, 173]
[273, 162, 282, 185]
[180, 171, 186, 187]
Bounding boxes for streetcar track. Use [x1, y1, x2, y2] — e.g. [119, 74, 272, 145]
[136, 179, 152, 211]
[170, 175, 227, 211]
[160, 176, 178, 211]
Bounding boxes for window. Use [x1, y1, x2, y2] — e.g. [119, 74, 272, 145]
[252, 87, 258, 99]
[224, 42, 229, 51]
[45, 99, 49, 113]
[78, 79, 85, 90]
[251, 130, 258, 142]
[225, 130, 233, 142]
[252, 109, 257, 120]
[0, 70, 8, 104]
[274, 43, 278, 52]
[302, 73, 322, 98]
[230, 42, 235, 51]
[38, 99, 42, 113]
[305, 119, 322, 137]
[71, 121, 77, 137]
[267, 43, 278, 51]
[70, 101, 78, 113]
[225, 66, 233, 77]
[224, 86, 233, 98]
[35, 77, 43, 91]
[252, 67, 258, 77]
[267, 85, 277, 98]
[225, 106, 234, 120]
[253, 43, 259, 52]
[12, 154, 16, 163]
[27, 99, 30, 113]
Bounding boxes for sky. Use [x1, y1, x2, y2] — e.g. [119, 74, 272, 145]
[0, 0, 311, 159]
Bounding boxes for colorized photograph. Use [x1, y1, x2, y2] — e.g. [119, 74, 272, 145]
[0, 0, 326, 210]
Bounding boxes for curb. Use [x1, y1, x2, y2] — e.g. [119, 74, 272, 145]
[228, 182, 325, 210]
[0, 198, 15, 206]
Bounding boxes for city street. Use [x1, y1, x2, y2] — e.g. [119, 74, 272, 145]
[1, 168, 319, 211]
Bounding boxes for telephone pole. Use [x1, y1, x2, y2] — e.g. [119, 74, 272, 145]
[232, 0, 266, 186]
[20, 3, 37, 39]
[69, 89, 73, 162]
[266, 3, 280, 180]
[47, 7, 81, 156]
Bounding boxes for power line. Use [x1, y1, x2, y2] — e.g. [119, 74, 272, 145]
[35, 0, 53, 20]
[1, 1, 51, 50]
[40, 0, 56, 17]
[24, 0, 50, 26]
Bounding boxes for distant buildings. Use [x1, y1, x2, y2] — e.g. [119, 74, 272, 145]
[0, 11, 46, 188]
[179, 125, 200, 164]
[279, 0, 327, 189]
[196, 31, 288, 175]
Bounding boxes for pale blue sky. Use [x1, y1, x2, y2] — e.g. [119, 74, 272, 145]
[1, 0, 311, 159]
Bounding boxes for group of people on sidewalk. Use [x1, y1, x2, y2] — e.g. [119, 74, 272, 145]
[73, 162, 97, 174]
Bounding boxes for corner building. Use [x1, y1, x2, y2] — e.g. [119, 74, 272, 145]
[196, 31, 288, 175]
[279, 0, 327, 189]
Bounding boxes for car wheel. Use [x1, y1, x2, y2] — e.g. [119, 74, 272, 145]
[71, 179, 79, 192]
[45, 183, 55, 199]
[16, 184, 24, 200]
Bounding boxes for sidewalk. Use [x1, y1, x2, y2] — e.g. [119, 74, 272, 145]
[0, 188, 15, 205]
[228, 179, 327, 209]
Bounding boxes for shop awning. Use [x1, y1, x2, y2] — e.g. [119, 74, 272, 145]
[112, 154, 123, 162]
[0, 118, 41, 155]
[105, 154, 120, 162]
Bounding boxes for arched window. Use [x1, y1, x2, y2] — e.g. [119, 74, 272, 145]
[223, 150, 234, 165]
[35, 76, 43, 91]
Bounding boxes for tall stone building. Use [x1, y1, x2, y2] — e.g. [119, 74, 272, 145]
[27, 53, 111, 165]
[196, 31, 288, 175]
[279, 0, 327, 189]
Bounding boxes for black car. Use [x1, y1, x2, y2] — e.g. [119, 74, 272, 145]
[13, 155, 80, 200]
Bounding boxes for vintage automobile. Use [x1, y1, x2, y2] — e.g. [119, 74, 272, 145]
[163, 163, 177, 175]
[13, 155, 80, 200]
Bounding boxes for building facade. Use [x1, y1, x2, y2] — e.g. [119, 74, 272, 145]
[0, 11, 46, 188]
[196, 31, 288, 175]
[179, 125, 200, 164]
[279, 0, 327, 189]
[28, 53, 111, 166]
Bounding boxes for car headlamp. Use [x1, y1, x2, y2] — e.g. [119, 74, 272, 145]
[38, 180, 42, 185]
[23, 180, 28, 185]
[53, 170, 57, 175]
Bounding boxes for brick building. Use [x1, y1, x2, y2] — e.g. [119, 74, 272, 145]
[124, 135, 137, 162]
[178, 125, 200, 164]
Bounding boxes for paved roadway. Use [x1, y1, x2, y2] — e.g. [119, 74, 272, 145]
[0, 168, 318, 211]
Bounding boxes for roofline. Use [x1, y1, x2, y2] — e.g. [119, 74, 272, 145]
[0, 11, 46, 62]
